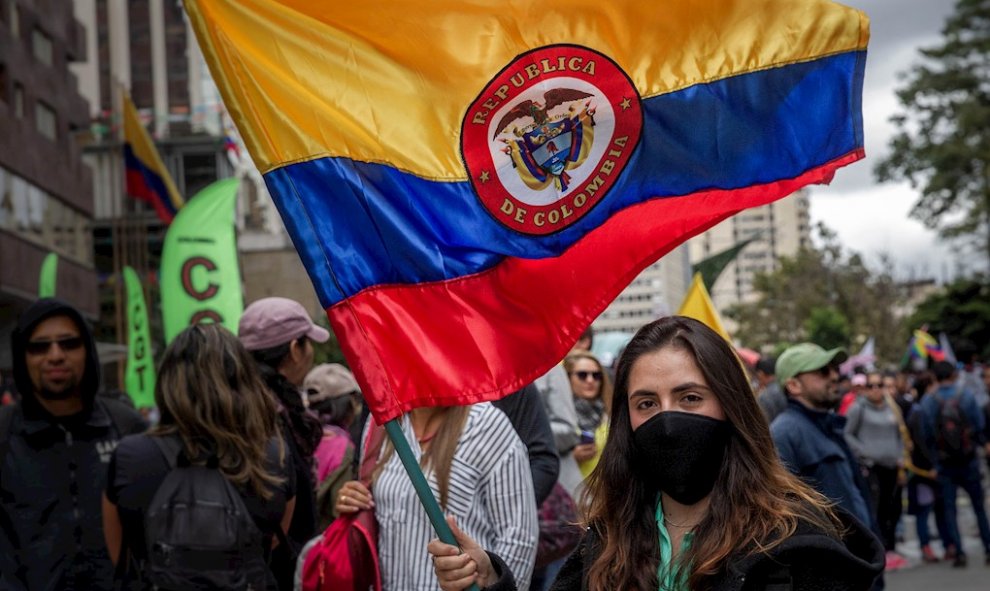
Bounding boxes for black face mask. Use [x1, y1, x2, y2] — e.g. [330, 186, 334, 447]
[632, 411, 731, 505]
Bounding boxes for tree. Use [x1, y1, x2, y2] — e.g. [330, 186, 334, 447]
[907, 276, 990, 360]
[874, 0, 990, 273]
[804, 307, 850, 351]
[725, 224, 907, 362]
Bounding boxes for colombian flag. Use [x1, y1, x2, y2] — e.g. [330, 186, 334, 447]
[186, 0, 869, 423]
[122, 93, 184, 224]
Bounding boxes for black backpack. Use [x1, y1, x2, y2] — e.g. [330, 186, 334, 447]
[935, 387, 975, 464]
[143, 436, 271, 591]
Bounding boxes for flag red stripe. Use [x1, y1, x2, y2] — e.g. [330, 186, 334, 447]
[328, 149, 863, 422]
[126, 169, 176, 224]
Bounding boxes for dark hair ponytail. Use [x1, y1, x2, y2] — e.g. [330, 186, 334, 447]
[251, 339, 324, 458]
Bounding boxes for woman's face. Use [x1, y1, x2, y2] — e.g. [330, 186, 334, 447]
[569, 357, 603, 400]
[864, 374, 885, 405]
[283, 338, 315, 387]
[627, 346, 726, 431]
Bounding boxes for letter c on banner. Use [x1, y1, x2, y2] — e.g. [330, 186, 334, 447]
[181, 256, 220, 301]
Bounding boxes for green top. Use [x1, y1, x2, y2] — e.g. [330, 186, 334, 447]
[655, 496, 693, 591]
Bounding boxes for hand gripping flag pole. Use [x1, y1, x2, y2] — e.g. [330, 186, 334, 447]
[382, 419, 481, 591]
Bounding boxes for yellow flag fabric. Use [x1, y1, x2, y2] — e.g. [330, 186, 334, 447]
[678, 272, 731, 342]
[185, 0, 868, 177]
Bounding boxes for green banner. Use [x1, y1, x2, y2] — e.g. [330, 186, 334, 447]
[39, 252, 58, 297]
[123, 266, 156, 407]
[160, 178, 243, 343]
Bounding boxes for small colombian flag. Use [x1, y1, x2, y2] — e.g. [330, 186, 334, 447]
[122, 93, 184, 224]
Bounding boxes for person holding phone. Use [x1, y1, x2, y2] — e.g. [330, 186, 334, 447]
[563, 351, 612, 479]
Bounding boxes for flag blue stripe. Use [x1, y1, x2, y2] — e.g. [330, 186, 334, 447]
[264, 50, 865, 307]
[124, 145, 180, 216]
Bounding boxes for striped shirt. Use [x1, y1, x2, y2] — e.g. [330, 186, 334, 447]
[374, 403, 538, 590]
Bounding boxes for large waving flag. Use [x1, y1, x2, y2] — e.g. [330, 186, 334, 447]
[186, 0, 869, 423]
[122, 93, 184, 224]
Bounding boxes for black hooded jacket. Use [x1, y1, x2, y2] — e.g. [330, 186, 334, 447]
[0, 299, 146, 591]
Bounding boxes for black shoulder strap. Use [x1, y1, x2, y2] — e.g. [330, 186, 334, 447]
[149, 434, 183, 470]
[99, 398, 148, 437]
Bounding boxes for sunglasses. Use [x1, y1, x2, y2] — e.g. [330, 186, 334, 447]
[800, 366, 835, 379]
[572, 370, 603, 382]
[25, 336, 84, 356]
[865, 383, 884, 390]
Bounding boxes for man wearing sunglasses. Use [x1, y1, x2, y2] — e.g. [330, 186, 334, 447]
[0, 298, 145, 590]
[770, 343, 876, 537]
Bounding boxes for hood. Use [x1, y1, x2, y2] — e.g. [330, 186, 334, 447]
[10, 298, 101, 414]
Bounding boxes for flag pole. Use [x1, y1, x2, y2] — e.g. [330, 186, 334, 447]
[383, 419, 481, 591]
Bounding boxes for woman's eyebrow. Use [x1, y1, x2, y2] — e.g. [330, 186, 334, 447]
[629, 390, 655, 399]
[670, 382, 711, 394]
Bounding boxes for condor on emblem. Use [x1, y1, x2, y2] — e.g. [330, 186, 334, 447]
[462, 45, 642, 235]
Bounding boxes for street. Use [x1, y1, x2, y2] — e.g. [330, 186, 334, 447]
[888, 481, 990, 591]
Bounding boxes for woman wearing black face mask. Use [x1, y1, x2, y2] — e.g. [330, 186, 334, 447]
[427, 316, 884, 591]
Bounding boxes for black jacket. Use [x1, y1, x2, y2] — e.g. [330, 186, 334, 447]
[0, 299, 146, 590]
[484, 507, 884, 591]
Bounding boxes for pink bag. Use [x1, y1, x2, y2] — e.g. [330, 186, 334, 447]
[301, 421, 386, 591]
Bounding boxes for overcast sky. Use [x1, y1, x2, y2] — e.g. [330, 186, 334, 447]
[809, 0, 963, 281]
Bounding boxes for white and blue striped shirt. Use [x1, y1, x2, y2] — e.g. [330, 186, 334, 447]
[374, 403, 538, 590]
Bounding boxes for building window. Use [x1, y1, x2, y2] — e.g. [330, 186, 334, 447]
[13, 82, 23, 117]
[36, 100, 57, 140]
[182, 152, 219, 197]
[32, 28, 53, 66]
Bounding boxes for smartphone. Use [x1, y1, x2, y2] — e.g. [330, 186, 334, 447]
[580, 429, 595, 445]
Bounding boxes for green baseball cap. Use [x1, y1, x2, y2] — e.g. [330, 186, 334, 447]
[775, 343, 848, 383]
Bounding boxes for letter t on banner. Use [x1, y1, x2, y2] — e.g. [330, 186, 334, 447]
[123, 266, 156, 407]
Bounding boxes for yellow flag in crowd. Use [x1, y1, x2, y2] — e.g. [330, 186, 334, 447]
[678, 272, 731, 342]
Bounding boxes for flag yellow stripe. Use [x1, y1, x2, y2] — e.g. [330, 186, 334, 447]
[186, 0, 868, 178]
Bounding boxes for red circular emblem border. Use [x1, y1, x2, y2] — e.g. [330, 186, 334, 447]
[461, 45, 643, 236]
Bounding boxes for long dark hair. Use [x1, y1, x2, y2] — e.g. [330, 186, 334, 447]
[583, 316, 840, 591]
[154, 324, 284, 498]
[251, 337, 324, 458]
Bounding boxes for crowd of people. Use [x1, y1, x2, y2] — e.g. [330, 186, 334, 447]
[0, 295, 987, 590]
[757, 348, 990, 571]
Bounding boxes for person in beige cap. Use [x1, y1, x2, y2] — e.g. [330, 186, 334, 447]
[239, 296, 329, 590]
[304, 363, 360, 528]
[304, 363, 361, 430]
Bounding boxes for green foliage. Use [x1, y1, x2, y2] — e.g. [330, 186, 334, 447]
[907, 276, 990, 360]
[804, 307, 850, 351]
[726, 224, 907, 362]
[874, 0, 990, 271]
